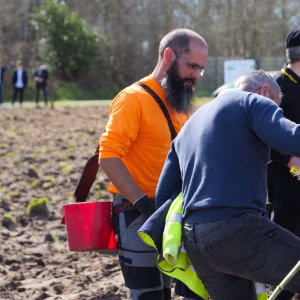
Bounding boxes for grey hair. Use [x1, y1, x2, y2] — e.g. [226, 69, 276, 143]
[234, 69, 281, 99]
[286, 45, 300, 64]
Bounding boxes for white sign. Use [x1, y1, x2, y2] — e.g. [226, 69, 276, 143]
[224, 59, 256, 84]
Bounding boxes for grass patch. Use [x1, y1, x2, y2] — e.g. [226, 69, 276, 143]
[42, 182, 53, 190]
[51, 197, 59, 203]
[1, 152, 16, 158]
[2, 81, 121, 102]
[53, 236, 62, 252]
[49, 146, 56, 152]
[60, 161, 73, 174]
[31, 153, 41, 160]
[4, 213, 16, 224]
[195, 97, 214, 107]
[31, 180, 41, 189]
[3, 190, 20, 200]
[46, 176, 55, 184]
[195, 87, 214, 98]
[26, 197, 49, 214]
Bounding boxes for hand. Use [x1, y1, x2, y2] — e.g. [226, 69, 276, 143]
[134, 194, 157, 222]
[34, 76, 39, 81]
[39, 78, 44, 83]
[287, 156, 300, 178]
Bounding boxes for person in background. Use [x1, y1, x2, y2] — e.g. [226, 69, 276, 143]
[156, 70, 300, 299]
[267, 27, 300, 300]
[12, 60, 27, 108]
[0, 59, 6, 108]
[99, 28, 208, 300]
[34, 61, 48, 108]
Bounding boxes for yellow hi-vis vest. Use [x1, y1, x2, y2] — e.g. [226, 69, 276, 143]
[139, 193, 268, 300]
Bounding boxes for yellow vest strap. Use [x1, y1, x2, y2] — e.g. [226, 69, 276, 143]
[281, 68, 297, 83]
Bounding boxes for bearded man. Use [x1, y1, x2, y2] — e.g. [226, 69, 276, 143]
[99, 29, 208, 300]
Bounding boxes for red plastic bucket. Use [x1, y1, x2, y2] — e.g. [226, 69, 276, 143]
[62, 201, 118, 251]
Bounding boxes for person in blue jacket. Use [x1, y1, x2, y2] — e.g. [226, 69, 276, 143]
[155, 70, 300, 300]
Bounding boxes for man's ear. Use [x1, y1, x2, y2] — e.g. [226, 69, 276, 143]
[260, 85, 270, 98]
[163, 48, 176, 66]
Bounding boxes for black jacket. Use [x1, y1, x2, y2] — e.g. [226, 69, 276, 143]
[35, 69, 48, 88]
[12, 69, 28, 88]
[270, 64, 300, 166]
[0, 67, 6, 84]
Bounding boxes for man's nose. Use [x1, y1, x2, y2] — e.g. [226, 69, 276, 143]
[192, 69, 200, 81]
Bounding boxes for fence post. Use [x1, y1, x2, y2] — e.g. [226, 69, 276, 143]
[255, 56, 260, 70]
[214, 56, 218, 90]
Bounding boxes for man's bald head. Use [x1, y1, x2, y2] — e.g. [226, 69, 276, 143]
[158, 28, 207, 59]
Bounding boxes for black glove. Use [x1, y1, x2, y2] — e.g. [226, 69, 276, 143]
[134, 194, 157, 222]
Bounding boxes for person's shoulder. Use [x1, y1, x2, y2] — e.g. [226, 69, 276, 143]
[217, 88, 247, 101]
[111, 84, 144, 110]
[116, 80, 150, 101]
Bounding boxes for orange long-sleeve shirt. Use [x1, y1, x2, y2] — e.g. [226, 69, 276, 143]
[99, 75, 189, 198]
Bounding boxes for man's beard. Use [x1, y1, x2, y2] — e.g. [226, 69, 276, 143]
[161, 60, 196, 114]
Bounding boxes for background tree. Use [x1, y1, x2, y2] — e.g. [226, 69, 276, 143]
[0, 0, 300, 93]
[32, 0, 101, 80]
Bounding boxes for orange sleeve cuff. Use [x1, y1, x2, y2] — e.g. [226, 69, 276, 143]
[98, 151, 122, 159]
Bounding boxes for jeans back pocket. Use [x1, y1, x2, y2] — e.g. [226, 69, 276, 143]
[205, 227, 267, 274]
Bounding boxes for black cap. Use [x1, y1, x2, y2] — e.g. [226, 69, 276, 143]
[285, 28, 300, 48]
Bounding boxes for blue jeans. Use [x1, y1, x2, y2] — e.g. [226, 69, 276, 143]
[183, 211, 300, 300]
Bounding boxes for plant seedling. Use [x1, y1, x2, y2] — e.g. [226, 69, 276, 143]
[290, 166, 300, 181]
[26, 197, 49, 215]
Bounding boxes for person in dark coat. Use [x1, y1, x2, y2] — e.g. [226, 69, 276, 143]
[0, 59, 6, 108]
[12, 60, 27, 108]
[267, 28, 300, 300]
[34, 61, 48, 107]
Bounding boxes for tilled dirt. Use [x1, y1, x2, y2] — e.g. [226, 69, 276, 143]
[0, 106, 299, 300]
[0, 106, 186, 300]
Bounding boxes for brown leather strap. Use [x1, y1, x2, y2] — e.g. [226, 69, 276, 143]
[73, 152, 99, 202]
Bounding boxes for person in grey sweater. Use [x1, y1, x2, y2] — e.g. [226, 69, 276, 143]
[155, 70, 300, 300]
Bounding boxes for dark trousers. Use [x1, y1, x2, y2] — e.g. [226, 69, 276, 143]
[267, 161, 300, 300]
[112, 194, 172, 300]
[36, 85, 47, 106]
[12, 88, 24, 105]
[183, 211, 300, 300]
[0, 84, 2, 106]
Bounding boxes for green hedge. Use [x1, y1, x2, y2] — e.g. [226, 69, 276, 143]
[2, 82, 213, 102]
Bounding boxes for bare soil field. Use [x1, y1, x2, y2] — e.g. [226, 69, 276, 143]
[0, 106, 188, 300]
[0, 106, 298, 300]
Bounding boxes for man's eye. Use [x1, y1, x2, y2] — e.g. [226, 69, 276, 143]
[190, 64, 198, 70]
